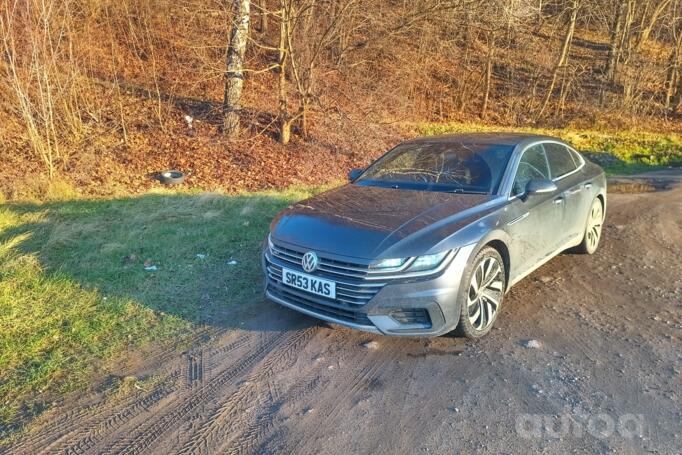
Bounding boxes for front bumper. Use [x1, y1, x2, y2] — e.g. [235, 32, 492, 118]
[262, 243, 476, 337]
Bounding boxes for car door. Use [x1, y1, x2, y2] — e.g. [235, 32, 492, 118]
[504, 144, 565, 282]
[544, 143, 585, 243]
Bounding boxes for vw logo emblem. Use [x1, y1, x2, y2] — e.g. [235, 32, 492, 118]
[302, 251, 318, 273]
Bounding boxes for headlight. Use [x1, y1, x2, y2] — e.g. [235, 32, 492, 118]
[370, 249, 454, 274]
[370, 257, 408, 270]
[407, 250, 450, 272]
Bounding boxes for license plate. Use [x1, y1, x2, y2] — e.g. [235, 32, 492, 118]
[282, 268, 336, 299]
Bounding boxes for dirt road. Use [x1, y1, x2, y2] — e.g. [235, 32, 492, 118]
[9, 184, 681, 455]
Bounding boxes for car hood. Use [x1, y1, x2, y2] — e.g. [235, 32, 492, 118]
[270, 184, 496, 259]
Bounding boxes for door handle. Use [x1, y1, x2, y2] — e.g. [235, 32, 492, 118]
[553, 198, 564, 205]
[567, 187, 581, 195]
[507, 212, 529, 226]
[584, 183, 592, 189]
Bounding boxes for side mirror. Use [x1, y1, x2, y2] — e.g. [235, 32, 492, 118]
[525, 179, 557, 197]
[348, 168, 364, 181]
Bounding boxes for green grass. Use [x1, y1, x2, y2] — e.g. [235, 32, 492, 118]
[417, 122, 682, 174]
[0, 185, 330, 440]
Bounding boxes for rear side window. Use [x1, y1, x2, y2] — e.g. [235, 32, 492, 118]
[512, 145, 550, 196]
[545, 143, 577, 179]
[569, 148, 583, 166]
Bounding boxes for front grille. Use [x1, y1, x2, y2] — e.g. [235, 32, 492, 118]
[270, 243, 374, 279]
[264, 243, 379, 326]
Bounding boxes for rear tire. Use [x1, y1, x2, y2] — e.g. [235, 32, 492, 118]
[454, 247, 506, 339]
[575, 197, 603, 255]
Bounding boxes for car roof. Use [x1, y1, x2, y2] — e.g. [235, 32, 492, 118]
[403, 132, 564, 150]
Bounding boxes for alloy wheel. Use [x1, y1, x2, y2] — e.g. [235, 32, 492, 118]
[585, 200, 603, 253]
[467, 256, 504, 331]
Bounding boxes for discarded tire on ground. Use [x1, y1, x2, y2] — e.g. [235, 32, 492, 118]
[158, 170, 185, 185]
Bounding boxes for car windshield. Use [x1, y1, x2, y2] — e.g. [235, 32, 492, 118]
[355, 141, 514, 194]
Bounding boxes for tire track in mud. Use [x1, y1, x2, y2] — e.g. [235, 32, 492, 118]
[82, 333, 255, 455]
[58, 374, 182, 455]
[176, 327, 385, 455]
[212, 330, 363, 455]
[10, 328, 221, 454]
[10, 329, 252, 455]
[97, 328, 311, 455]
[210, 329, 363, 455]
[278, 338, 408, 455]
[223, 373, 324, 455]
[176, 327, 319, 455]
[10, 371, 181, 455]
[227, 330, 370, 454]
[358, 340, 462, 454]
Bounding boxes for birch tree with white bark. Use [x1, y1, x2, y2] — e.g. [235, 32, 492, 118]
[223, 0, 251, 137]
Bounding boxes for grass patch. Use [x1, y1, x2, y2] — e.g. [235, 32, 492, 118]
[0, 185, 330, 440]
[417, 122, 682, 174]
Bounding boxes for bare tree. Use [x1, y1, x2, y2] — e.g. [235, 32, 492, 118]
[633, 0, 673, 51]
[277, 0, 293, 144]
[665, 1, 682, 112]
[223, 0, 251, 137]
[606, 0, 627, 81]
[481, 30, 495, 119]
[537, 0, 580, 118]
[255, 0, 269, 33]
[271, 0, 360, 144]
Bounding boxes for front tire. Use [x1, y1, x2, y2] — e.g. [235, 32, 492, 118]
[576, 197, 603, 254]
[454, 247, 506, 339]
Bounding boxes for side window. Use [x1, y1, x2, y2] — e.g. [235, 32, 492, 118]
[545, 143, 577, 179]
[569, 148, 583, 167]
[512, 145, 550, 196]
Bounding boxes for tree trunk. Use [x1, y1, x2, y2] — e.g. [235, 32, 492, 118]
[300, 98, 308, 137]
[258, 0, 268, 32]
[222, 0, 251, 137]
[556, 63, 573, 116]
[665, 23, 682, 112]
[537, 0, 579, 119]
[617, 0, 636, 69]
[673, 71, 682, 112]
[457, 8, 472, 113]
[278, 4, 292, 145]
[606, 0, 626, 81]
[481, 32, 495, 119]
[634, 0, 671, 51]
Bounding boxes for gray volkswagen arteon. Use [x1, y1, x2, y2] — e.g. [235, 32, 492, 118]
[262, 133, 606, 338]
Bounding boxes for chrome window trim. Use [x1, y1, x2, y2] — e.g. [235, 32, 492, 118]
[544, 142, 585, 181]
[503, 140, 585, 201]
[567, 146, 586, 168]
[509, 143, 551, 198]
